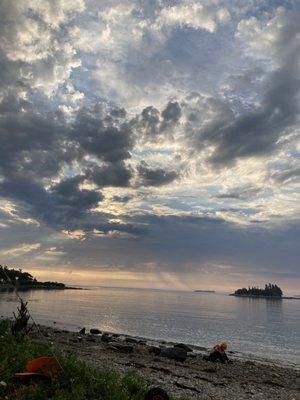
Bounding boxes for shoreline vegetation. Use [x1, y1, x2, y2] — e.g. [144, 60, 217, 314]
[0, 265, 82, 291]
[0, 319, 147, 400]
[0, 319, 299, 400]
[230, 283, 300, 300]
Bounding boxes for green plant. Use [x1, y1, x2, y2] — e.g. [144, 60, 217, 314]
[0, 320, 148, 400]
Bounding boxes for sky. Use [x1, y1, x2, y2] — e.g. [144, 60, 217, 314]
[0, 0, 299, 293]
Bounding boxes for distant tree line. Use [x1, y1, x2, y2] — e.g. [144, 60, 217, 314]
[0, 265, 65, 289]
[234, 283, 283, 297]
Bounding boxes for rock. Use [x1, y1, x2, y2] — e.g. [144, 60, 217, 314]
[125, 337, 139, 344]
[196, 346, 208, 352]
[148, 346, 161, 356]
[161, 347, 187, 362]
[101, 333, 111, 342]
[174, 381, 201, 393]
[108, 343, 134, 353]
[90, 328, 101, 335]
[86, 335, 96, 342]
[0, 381, 7, 387]
[79, 327, 86, 335]
[262, 379, 284, 388]
[294, 377, 300, 389]
[174, 343, 193, 352]
[203, 366, 217, 373]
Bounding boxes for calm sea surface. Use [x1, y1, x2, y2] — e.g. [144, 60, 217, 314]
[0, 287, 299, 366]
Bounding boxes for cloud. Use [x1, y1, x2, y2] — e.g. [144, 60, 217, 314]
[216, 186, 262, 200]
[185, 9, 300, 167]
[137, 161, 179, 187]
[270, 166, 300, 184]
[112, 195, 133, 203]
[86, 162, 132, 188]
[137, 101, 182, 141]
[0, 0, 299, 289]
[156, 4, 217, 33]
[0, 243, 41, 257]
[0, 1, 83, 97]
[72, 106, 134, 162]
[0, 175, 103, 230]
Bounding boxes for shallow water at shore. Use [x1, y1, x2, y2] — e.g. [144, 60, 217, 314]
[0, 287, 299, 366]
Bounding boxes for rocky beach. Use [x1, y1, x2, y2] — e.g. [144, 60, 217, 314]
[28, 324, 300, 400]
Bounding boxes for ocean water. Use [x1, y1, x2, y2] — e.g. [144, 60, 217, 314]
[0, 287, 299, 366]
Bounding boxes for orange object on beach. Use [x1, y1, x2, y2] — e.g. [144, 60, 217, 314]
[15, 356, 62, 378]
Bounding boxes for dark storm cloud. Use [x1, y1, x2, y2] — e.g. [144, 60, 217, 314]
[187, 11, 300, 167]
[85, 161, 132, 188]
[0, 97, 76, 179]
[109, 107, 127, 119]
[0, 89, 182, 235]
[58, 212, 300, 281]
[160, 101, 182, 132]
[137, 161, 179, 186]
[72, 107, 134, 162]
[137, 101, 182, 141]
[139, 106, 160, 137]
[0, 98, 140, 231]
[0, 175, 102, 230]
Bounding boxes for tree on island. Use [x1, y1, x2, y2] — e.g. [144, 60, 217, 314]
[234, 283, 283, 297]
[0, 265, 65, 289]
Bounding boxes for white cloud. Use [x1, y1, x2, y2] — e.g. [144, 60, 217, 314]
[236, 7, 299, 66]
[0, 243, 41, 257]
[0, 1, 83, 97]
[156, 3, 217, 32]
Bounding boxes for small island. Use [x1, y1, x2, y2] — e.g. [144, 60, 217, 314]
[230, 283, 283, 298]
[0, 265, 79, 291]
[194, 290, 216, 293]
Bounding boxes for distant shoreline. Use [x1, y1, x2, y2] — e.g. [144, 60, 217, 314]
[0, 284, 84, 292]
[194, 290, 215, 293]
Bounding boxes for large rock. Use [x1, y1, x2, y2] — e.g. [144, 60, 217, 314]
[101, 333, 111, 342]
[124, 337, 139, 344]
[148, 346, 161, 356]
[174, 343, 193, 352]
[108, 343, 134, 353]
[90, 328, 101, 335]
[161, 347, 187, 362]
[86, 335, 96, 342]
